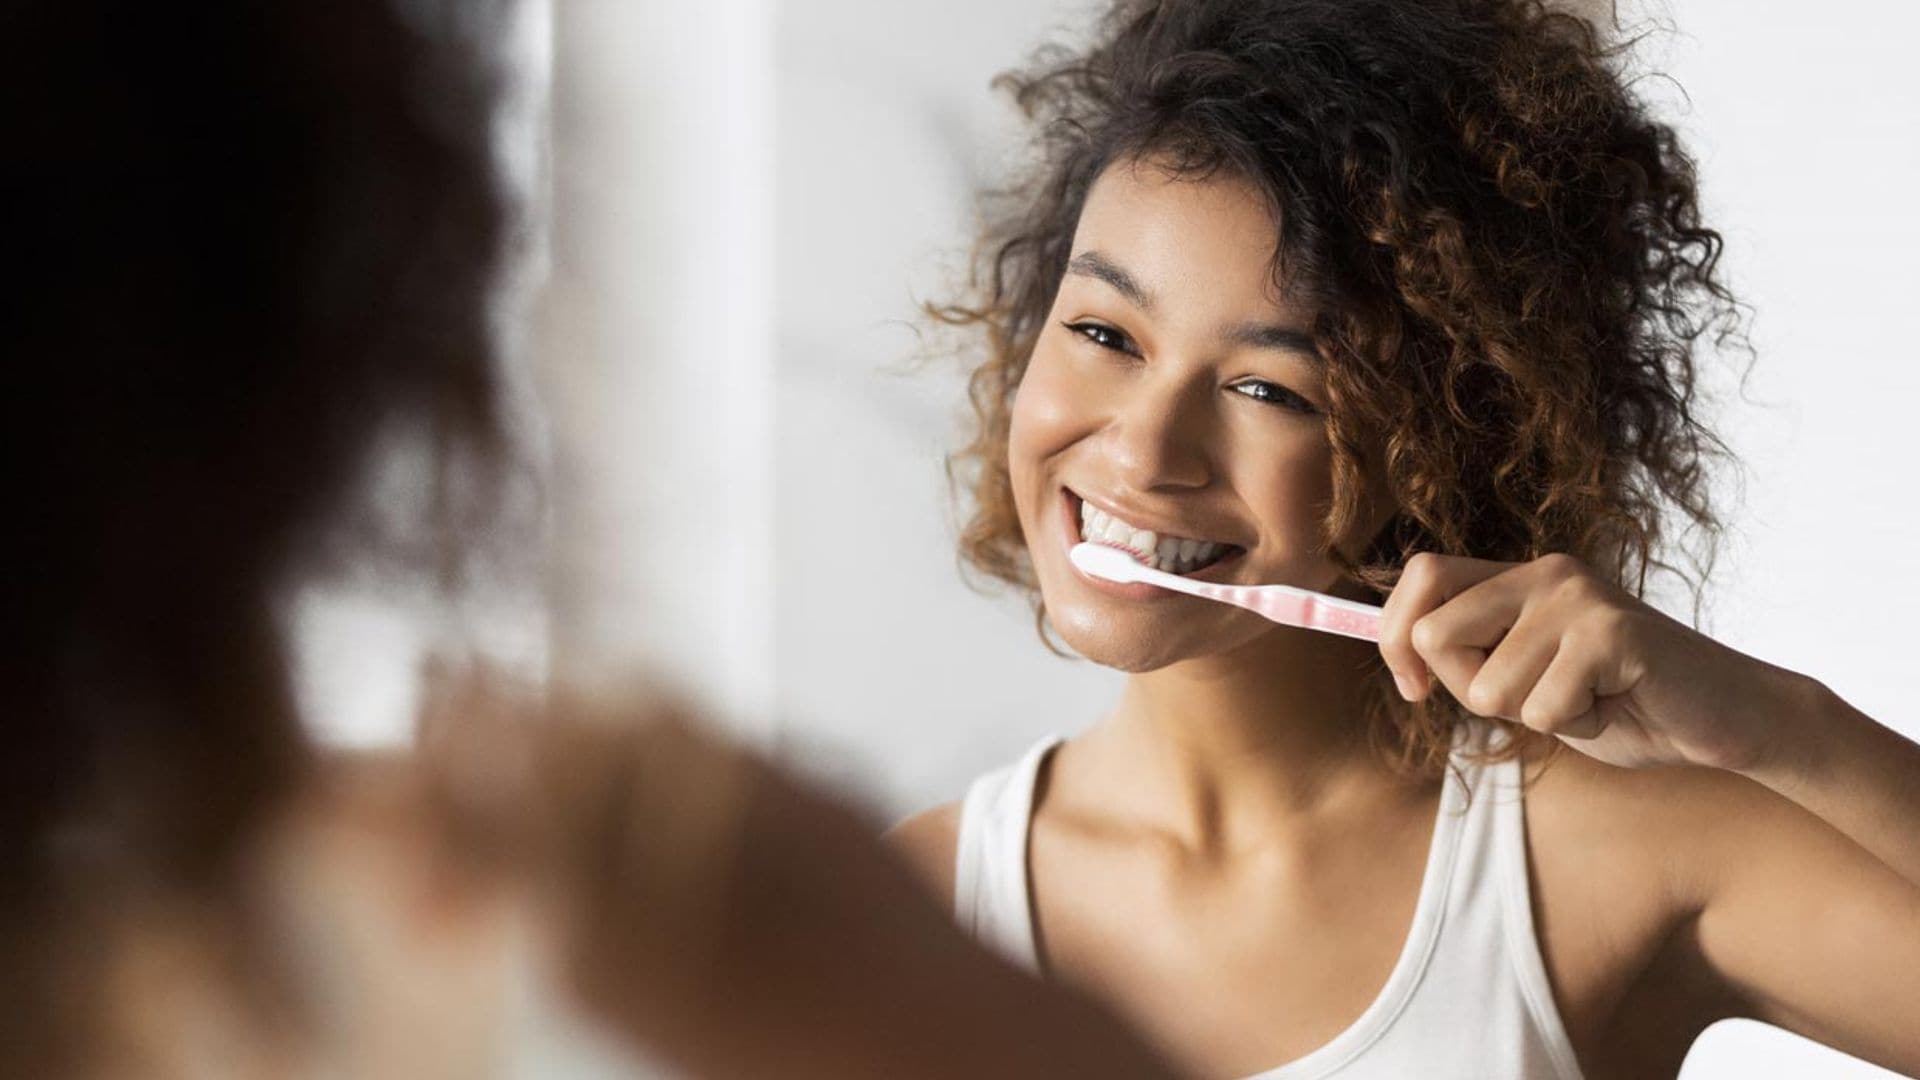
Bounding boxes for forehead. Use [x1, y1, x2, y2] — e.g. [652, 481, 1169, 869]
[1068, 157, 1291, 309]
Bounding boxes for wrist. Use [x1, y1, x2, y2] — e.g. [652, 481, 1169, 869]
[1735, 668, 1845, 797]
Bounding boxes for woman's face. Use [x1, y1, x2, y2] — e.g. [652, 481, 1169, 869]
[1009, 158, 1367, 673]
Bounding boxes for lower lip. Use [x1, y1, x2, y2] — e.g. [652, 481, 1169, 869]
[1058, 490, 1225, 602]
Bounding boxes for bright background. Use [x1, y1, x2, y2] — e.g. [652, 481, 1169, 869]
[296, 0, 1920, 1076]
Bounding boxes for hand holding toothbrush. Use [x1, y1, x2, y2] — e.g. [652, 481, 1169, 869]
[1373, 551, 1804, 774]
[1374, 550, 1920, 886]
[1079, 540, 1920, 882]
[1079, 538, 1807, 773]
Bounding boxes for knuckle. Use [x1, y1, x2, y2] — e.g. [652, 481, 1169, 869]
[1409, 615, 1444, 655]
[1518, 699, 1559, 732]
[1536, 552, 1584, 579]
[1381, 636, 1415, 671]
[1403, 552, 1441, 587]
[1466, 678, 1512, 718]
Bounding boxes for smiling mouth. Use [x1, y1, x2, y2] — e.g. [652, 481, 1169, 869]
[1069, 491, 1244, 575]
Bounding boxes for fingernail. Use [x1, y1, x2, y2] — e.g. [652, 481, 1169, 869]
[1392, 672, 1415, 701]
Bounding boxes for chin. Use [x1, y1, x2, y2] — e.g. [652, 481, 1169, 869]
[1044, 594, 1248, 674]
[1055, 627, 1177, 674]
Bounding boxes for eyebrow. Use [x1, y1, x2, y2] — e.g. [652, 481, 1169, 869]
[1066, 248, 1321, 366]
[1066, 251, 1155, 312]
[1226, 322, 1321, 366]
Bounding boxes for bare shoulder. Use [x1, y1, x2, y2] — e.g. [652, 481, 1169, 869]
[1519, 745, 1704, 955]
[1523, 742, 1824, 903]
[1523, 739, 1920, 1077]
[1517, 741, 1851, 1056]
[884, 800, 964, 907]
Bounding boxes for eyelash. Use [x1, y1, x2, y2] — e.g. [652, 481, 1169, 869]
[1060, 320, 1320, 416]
[1064, 320, 1138, 357]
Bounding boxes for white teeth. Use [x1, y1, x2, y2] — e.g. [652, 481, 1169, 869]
[1075, 497, 1231, 574]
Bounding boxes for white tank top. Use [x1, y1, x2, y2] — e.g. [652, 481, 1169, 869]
[952, 734, 1584, 1080]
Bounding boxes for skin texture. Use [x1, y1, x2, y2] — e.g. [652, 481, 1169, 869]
[891, 161, 1920, 1079]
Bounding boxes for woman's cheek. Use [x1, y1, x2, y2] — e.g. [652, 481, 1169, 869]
[1007, 350, 1083, 479]
[1255, 442, 1346, 580]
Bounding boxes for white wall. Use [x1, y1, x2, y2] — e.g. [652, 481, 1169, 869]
[546, 0, 777, 732]
[769, 0, 1121, 813]
[768, 2, 1920, 1078]
[1658, 7, 1920, 1073]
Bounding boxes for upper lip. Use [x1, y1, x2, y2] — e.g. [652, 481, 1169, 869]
[1068, 488, 1245, 549]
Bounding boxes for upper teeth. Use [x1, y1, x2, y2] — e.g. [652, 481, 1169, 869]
[1078, 501, 1227, 574]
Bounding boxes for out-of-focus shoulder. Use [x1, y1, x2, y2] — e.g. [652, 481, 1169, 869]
[885, 801, 963, 907]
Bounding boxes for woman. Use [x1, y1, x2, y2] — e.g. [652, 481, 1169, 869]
[892, 1, 1920, 1076]
[0, 2, 1183, 1077]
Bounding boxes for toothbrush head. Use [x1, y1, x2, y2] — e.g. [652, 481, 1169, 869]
[1070, 542, 1150, 584]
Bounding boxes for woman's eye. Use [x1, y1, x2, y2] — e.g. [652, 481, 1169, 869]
[1062, 320, 1136, 356]
[1230, 379, 1318, 414]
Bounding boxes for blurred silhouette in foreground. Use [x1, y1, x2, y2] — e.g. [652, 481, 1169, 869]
[0, 2, 1177, 1076]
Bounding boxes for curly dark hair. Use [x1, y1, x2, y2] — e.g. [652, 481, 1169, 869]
[934, 0, 1740, 770]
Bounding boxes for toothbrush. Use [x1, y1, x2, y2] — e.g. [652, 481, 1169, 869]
[1070, 542, 1384, 643]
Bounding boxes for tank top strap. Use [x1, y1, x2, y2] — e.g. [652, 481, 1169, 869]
[1250, 726, 1582, 1079]
[952, 735, 1059, 973]
[1483, 748, 1583, 1078]
[1420, 733, 1583, 1080]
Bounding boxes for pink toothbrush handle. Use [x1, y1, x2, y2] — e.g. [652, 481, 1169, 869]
[1198, 583, 1383, 642]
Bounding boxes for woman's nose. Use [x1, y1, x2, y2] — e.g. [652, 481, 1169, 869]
[1100, 372, 1213, 492]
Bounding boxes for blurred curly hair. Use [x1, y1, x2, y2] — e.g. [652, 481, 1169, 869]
[932, 0, 1741, 772]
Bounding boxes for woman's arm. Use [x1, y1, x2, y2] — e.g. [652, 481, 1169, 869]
[1735, 680, 1920, 886]
[1523, 749, 1920, 1076]
[1380, 553, 1920, 1071]
[1662, 764, 1920, 1076]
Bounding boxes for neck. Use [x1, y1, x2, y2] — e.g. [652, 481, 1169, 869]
[1087, 628, 1410, 852]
